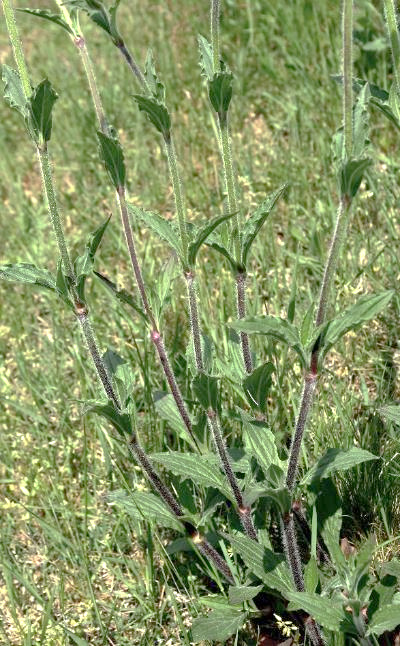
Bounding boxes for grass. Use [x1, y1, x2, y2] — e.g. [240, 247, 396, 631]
[0, 0, 399, 643]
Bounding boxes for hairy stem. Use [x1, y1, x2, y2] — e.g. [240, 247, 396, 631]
[342, 0, 353, 158]
[186, 272, 204, 372]
[383, 0, 400, 96]
[117, 40, 147, 89]
[211, 0, 220, 72]
[207, 410, 257, 540]
[164, 134, 189, 267]
[75, 36, 110, 134]
[129, 438, 233, 582]
[2, 0, 31, 96]
[236, 272, 253, 373]
[38, 145, 75, 279]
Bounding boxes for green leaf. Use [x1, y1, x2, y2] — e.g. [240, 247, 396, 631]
[197, 594, 232, 610]
[186, 333, 213, 376]
[243, 485, 291, 513]
[128, 205, 182, 258]
[367, 604, 400, 636]
[230, 316, 306, 367]
[153, 392, 197, 449]
[17, 8, 74, 35]
[85, 400, 131, 436]
[320, 291, 394, 357]
[188, 211, 236, 267]
[352, 82, 371, 158]
[242, 362, 274, 412]
[97, 131, 125, 188]
[241, 185, 287, 266]
[109, 489, 182, 531]
[143, 49, 165, 102]
[228, 533, 293, 595]
[102, 348, 125, 377]
[243, 419, 284, 475]
[192, 373, 219, 411]
[93, 271, 147, 321]
[150, 452, 233, 500]
[287, 592, 354, 633]
[2, 64, 29, 118]
[209, 71, 233, 118]
[378, 404, 400, 426]
[205, 235, 241, 273]
[339, 157, 372, 198]
[228, 584, 263, 606]
[56, 261, 73, 304]
[301, 447, 378, 485]
[133, 95, 171, 137]
[304, 557, 319, 594]
[198, 34, 214, 81]
[29, 79, 58, 142]
[74, 216, 110, 299]
[64, 0, 121, 43]
[0, 262, 57, 291]
[191, 609, 247, 643]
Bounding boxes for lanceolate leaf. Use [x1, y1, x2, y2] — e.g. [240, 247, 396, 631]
[150, 452, 233, 500]
[191, 609, 247, 643]
[143, 49, 165, 102]
[192, 373, 219, 411]
[367, 604, 400, 636]
[228, 533, 293, 595]
[378, 404, 400, 426]
[301, 447, 378, 485]
[17, 8, 74, 35]
[243, 420, 284, 475]
[109, 489, 182, 531]
[128, 205, 182, 257]
[133, 95, 171, 137]
[197, 34, 214, 81]
[243, 485, 291, 513]
[209, 71, 233, 118]
[339, 157, 372, 198]
[228, 584, 263, 605]
[97, 131, 126, 188]
[242, 362, 274, 412]
[188, 211, 236, 267]
[230, 316, 306, 366]
[241, 185, 287, 266]
[64, 0, 121, 43]
[286, 592, 355, 633]
[2, 65, 29, 118]
[86, 400, 131, 436]
[29, 79, 58, 142]
[93, 270, 147, 321]
[0, 263, 57, 291]
[74, 216, 111, 299]
[320, 291, 394, 356]
[205, 236, 241, 273]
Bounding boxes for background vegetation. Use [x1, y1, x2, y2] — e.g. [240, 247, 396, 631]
[0, 0, 399, 643]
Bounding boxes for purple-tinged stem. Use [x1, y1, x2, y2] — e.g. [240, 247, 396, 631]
[207, 409, 257, 540]
[236, 272, 253, 374]
[186, 272, 204, 372]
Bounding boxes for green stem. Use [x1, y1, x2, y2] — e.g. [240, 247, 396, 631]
[219, 118, 240, 258]
[342, 0, 353, 158]
[211, 0, 220, 72]
[2, 0, 31, 97]
[315, 196, 351, 327]
[186, 272, 204, 372]
[383, 0, 400, 96]
[75, 36, 109, 134]
[164, 135, 189, 266]
[38, 145, 75, 280]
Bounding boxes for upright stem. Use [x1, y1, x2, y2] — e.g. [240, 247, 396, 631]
[117, 40, 148, 89]
[236, 272, 253, 373]
[211, 0, 220, 73]
[343, 0, 353, 158]
[207, 410, 257, 540]
[2, 0, 31, 96]
[383, 0, 400, 96]
[186, 272, 204, 372]
[38, 146, 75, 279]
[164, 135, 189, 266]
[219, 118, 241, 259]
[75, 36, 109, 134]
